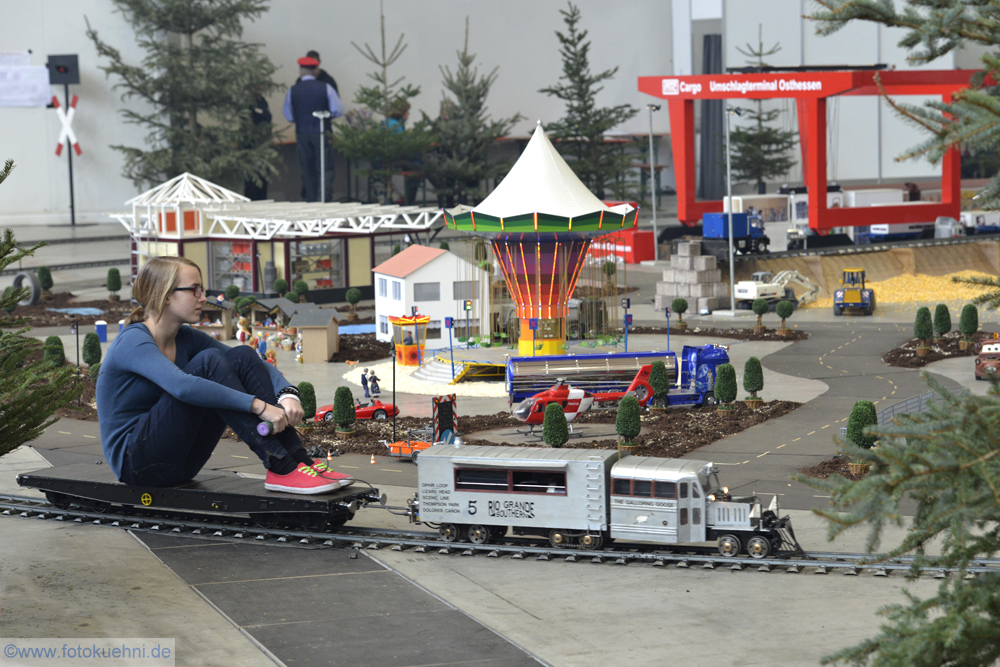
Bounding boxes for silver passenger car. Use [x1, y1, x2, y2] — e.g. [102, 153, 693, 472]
[609, 457, 713, 545]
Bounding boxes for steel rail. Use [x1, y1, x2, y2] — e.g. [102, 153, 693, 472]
[0, 494, 988, 577]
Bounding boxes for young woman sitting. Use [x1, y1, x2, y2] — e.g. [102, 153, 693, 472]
[95, 257, 351, 494]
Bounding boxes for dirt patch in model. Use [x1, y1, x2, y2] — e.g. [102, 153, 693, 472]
[882, 331, 998, 369]
[2, 292, 133, 329]
[328, 333, 393, 363]
[630, 324, 808, 342]
[286, 400, 802, 460]
[798, 455, 870, 482]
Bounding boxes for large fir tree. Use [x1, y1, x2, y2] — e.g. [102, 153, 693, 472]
[0, 161, 81, 459]
[86, 0, 282, 190]
[332, 1, 432, 203]
[421, 19, 524, 207]
[730, 27, 797, 194]
[540, 2, 638, 199]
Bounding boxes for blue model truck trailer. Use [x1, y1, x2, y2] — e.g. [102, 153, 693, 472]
[701, 211, 771, 261]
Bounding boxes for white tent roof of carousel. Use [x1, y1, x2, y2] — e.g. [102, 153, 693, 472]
[126, 172, 249, 207]
[454, 122, 632, 219]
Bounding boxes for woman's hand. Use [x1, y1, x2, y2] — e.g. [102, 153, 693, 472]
[280, 397, 304, 426]
[258, 403, 289, 433]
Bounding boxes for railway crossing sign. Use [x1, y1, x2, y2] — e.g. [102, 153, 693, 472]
[52, 94, 81, 156]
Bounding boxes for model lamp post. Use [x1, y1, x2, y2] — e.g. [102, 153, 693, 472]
[646, 104, 661, 260]
[443, 123, 637, 357]
[724, 106, 743, 312]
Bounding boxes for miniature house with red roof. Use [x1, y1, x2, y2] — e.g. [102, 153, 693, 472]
[372, 244, 488, 352]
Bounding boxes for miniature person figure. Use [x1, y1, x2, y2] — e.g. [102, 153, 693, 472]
[263, 315, 273, 327]
[95, 256, 353, 495]
[360, 368, 370, 398]
[369, 371, 381, 396]
[236, 317, 251, 344]
[295, 339, 303, 354]
[265, 348, 278, 367]
[404, 331, 414, 345]
[257, 336, 268, 359]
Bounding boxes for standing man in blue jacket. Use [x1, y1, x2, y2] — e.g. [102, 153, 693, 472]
[283, 56, 343, 202]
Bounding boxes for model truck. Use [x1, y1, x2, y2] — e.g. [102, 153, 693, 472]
[701, 211, 770, 262]
[833, 267, 876, 316]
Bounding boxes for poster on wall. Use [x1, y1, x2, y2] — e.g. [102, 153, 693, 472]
[0, 53, 50, 107]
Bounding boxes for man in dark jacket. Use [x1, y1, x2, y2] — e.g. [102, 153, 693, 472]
[282, 56, 343, 202]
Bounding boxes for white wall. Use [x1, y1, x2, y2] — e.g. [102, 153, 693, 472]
[0, 0, 672, 223]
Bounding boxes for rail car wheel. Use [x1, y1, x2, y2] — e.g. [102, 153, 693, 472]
[717, 534, 741, 557]
[327, 512, 355, 529]
[746, 536, 771, 559]
[467, 525, 491, 545]
[87, 500, 111, 513]
[439, 523, 460, 543]
[251, 513, 282, 529]
[45, 492, 71, 510]
[373, 410, 388, 420]
[579, 533, 603, 549]
[548, 529, 573, 548]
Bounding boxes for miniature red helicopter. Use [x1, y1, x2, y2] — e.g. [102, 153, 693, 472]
[512, 368, 654, 435]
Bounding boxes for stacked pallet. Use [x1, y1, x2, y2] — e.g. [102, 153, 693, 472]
[654, 241, 730, 313]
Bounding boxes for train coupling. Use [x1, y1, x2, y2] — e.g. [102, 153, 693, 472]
[405, 497, 421, 524]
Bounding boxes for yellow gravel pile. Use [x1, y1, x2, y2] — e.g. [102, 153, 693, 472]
[803, 270, 995, 308]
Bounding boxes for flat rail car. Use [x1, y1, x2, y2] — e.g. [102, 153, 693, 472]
[17, 462, 382, 530]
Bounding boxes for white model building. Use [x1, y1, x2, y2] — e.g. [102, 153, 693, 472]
[372, 245, 488, 351]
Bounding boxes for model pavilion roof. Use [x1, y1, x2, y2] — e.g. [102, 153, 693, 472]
[126, 172, 249, 207]
[443, 122, 636, 236]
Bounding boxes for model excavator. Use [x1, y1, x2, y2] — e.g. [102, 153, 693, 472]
[733, 270, 820, 310]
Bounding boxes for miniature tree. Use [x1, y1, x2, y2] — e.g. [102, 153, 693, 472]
[752, 298, 769, 330]
[82, 332, 102, 367]
[238, 296, 257, 317]
[272, 278, 288, 296]
[439, 241, 450, 251]
[649, 360, 671, 408]
[88, 362, 101, 383]
[44, 336, 65, 367]
[0, 218, 80, 459]
[345, 288, 362, 318]
[293, 280, 309, 303]
[615, 395, 641, 446]
[714, 363, 737, 408]
[671, 298, 688, 324]
[1, 287, 16, 314]
[37, 266, 53, 298]
[959, 304, 979, 344]
[845, 399, 878, 450]
[224, 284, 240, 301]
[284, 291, 299, 303]
[392, 243, 401, 256]
[85, 1, 281, 189]
[914, 306, 933, 347]
[542, 402, 569, 448]
[743, 356, 764, 401]
[776, 300, 794, 332]
[332, 386, 356, 431]
[540, 2, 638, 199]
[106, 268, 122, 301]
[933, 303, 952, 340]
[298, 381, 316, 421]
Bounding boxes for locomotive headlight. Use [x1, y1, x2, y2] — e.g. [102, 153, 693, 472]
[722, 487, 729, 494]
[708, 494, 716, 502]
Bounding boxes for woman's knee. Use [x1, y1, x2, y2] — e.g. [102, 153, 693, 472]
[186, 347, 232, 377]
[227, 345, 259, 364]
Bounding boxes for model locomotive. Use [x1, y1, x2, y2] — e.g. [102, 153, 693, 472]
[407, 444, 798, 558]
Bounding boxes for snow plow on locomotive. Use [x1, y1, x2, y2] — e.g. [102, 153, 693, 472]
[406, 445, 801, 558]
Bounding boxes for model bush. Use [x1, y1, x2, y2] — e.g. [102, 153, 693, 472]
[332, 386, 356, 430]
[845, 399, 878, 450]
[602, 260, 617, 286]
[914, 306, 933, 345]
[82, 332, 102, 367]
[298, 381, 316, 421]
[106, 268, 122, 300]
[959, 304, 979, 341]
[933, 303, 952, 339]
[743, 356, 763, 400]
[345, 288, 362, 314]
[542, 402, 569, 448]
[438, 241, 450, 251]
[776, 300, 794, 330]
[1, 287, 16, 314]
[649, 360, 671, 407]
[615, 395, 641, 444]
[224, 284, 240, 301]
[37, 266, 53, 293]
[272, 278, 287, 296]
[671, 298, 688, 323]
[392, 243, 401, 256]
[752, 298, 769, 329]
[293, 280, 309, 302]
[88, 362, 101, 383]
[234, 295, 256, 316]
[715, 363, 737, 406]
[44, 336, 65, 367]
[284, 291, 298, 303]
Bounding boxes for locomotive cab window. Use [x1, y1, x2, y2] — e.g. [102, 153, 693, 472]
[653, 481, 676, 499]
[633, 480, 652, 497]
[692, 483, 700, 499]
[680, 482, 689, 499]
[612, 478, 631, 496]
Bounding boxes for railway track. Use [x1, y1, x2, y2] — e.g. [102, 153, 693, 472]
[1, 493, 982, 578]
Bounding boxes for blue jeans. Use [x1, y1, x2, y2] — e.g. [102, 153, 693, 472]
[121, 345, 305, 487]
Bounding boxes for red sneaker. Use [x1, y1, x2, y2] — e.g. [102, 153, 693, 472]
[265, 463, 340, 494]
[311, 461, 354, 488]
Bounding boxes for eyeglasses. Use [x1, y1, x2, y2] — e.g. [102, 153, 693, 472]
[173, 285, 205, 298]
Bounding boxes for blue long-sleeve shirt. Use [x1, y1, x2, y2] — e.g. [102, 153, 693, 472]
[283, 75, 343, 126]
[96, 323, 291, 479]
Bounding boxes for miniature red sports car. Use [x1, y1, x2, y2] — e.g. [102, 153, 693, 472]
[315, 399, 400, 422]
